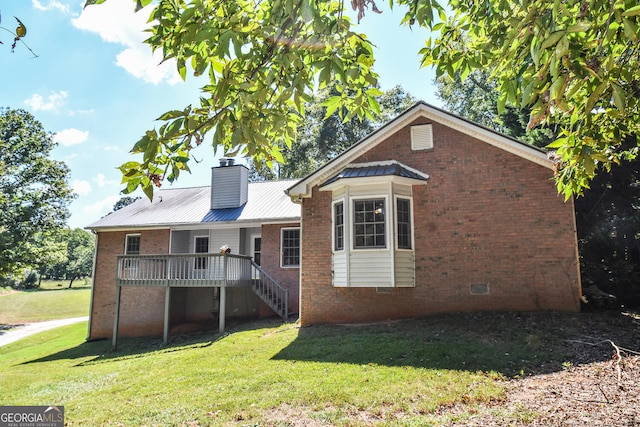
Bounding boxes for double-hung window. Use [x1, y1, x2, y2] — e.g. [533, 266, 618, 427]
[125, 234, 140, 255]
[396, 198, 412, 250]
[281, 228, 300, 267]
[334, 201, 344, 251]
[353, 198, 386, 249]
[124, 234, 140, 269]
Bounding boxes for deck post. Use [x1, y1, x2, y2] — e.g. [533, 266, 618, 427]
[112, 285, 122, 351]
[219, 254, 227, 334]
[163, 286, 171, 345]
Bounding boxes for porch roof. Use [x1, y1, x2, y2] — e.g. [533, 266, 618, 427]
[86, 179, 300, 230]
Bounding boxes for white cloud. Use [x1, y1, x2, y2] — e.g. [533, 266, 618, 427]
[71, 179, 91, 196]
[24, 91, 68, 112]
[95, 174, 106, 188]
[94, 173, 119, 188]
[32, 0, 71, 14]
[72, 0, 180, 85]
[54, 128, 89, 146]
[84, 195, 121, 214]
[68, 108, 96, 116]
[116, 48, 182, 85]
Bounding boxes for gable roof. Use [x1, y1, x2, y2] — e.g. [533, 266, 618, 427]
[286, 101, 552, 200]
[86, 179, 300, 231]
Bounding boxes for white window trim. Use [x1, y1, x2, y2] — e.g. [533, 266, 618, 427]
[350, 194, 389, 251]
[394, 195, 415, 251]
[332, 199, 346, 253]
[193, 235, 209, 254]
[280, 227, 300, 268]
[249, 233, 262, 263]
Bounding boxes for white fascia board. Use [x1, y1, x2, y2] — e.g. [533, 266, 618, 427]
[85, 225, 170, 233]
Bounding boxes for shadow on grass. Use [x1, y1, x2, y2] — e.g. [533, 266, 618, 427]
[20, 318, 286, 367]
[272, 311, 640, 377]
[21, 311, 640, 377]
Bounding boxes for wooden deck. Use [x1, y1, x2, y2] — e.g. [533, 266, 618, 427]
[113, 253, 288, 349]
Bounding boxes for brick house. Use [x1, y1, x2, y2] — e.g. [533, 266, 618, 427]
[286, 101, 581, 325]
[87, 162, 301, 345]
[87, 101, 582, 344]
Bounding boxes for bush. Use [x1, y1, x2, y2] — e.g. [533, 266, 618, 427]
[22, 271, 40, 290]
[0, 276, 18, 289]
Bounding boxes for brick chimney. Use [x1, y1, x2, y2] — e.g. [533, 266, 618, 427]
[211, 159, 249, 209]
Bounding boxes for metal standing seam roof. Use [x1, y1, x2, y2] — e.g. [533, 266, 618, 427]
[320, 161, 430, 187]
[86, 179, 301, 230]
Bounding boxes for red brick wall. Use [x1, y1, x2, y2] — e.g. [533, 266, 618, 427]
[260, 223, 300, 315]
[88, 229, 169, 340]
[299, 119, 582, 325]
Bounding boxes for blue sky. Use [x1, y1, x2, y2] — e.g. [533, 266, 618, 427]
[1, 0, 441, 229]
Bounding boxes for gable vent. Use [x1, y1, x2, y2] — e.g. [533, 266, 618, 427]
[411, 124, 433, 151]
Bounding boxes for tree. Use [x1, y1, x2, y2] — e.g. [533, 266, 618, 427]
[436, 70, 556, 148]
[0, 108, 75, 276]
[113, 196, 141, 211]
[61, 228, 95, 287]
[422, 0, 640, 199]
[574, 145, 640, 307]
[41, 228, 96, 287]
[251, 85, 416, 180]
[87, 0, 640, 200]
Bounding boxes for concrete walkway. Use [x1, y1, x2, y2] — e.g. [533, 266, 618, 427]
[0, 316, 88, 347]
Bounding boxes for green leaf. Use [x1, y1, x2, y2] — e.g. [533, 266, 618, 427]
[83, 0, 106, 8]
[566, 22, 590, 33]
[622, 4, 640, 17]
[142, 182, 154, 200]
[540, 30, 566, 50]
[611, 83, 625, 113]
[622, 18, 639, 42]
[586, 82, 607, 112]
[321, 95, 342, 118]
[14, 17, 26, 38]
[157, 110, 186, 121]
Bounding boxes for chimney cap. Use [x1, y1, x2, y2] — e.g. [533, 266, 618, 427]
[218, 158, 236, 167]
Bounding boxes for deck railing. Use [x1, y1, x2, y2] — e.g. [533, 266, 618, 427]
[116, 253, 253, 287]
[115, 253, 289, 319]
[250, 260, 288, 319]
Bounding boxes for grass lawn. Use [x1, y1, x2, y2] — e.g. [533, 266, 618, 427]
[0, 312, 585, 426]
[0, 280, 91, 324]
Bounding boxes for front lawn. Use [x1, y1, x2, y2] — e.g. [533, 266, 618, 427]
[0, 286, 91, 324]
[4, 311, 626, 426]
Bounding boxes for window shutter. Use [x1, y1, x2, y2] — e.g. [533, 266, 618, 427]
[411, 124, 433, 151]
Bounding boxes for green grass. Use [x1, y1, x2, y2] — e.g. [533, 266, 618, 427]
[0, 313, 580, 426]
[0, 285, 91, 324]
